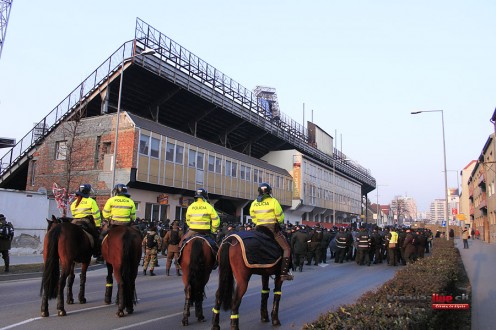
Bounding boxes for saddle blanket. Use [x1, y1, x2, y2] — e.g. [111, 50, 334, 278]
[178, 234, 217, 261]
[225, 230, 282, 269]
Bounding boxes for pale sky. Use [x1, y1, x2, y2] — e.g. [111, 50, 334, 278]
[1, 1, 494, 212]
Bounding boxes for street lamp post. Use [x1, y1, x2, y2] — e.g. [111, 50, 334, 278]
[111, 48, 156, 192]
[376, 184, 387, 227]
[411, 110, 450, 240]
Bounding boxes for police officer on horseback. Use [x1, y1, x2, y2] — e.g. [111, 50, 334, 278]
[250, 183, 293, 282]
[182, 188, 220, 243]
[102, 184, 136, 226]
[70, 184, 102, 262]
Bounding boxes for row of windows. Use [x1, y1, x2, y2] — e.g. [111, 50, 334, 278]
[139, 133, 289, 190]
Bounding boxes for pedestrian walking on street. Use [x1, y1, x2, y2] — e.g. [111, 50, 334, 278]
[462, 227, 470, 249]
[0, 214, 14, 272]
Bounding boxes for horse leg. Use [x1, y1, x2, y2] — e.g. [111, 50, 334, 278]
[271, 278, 283, 326]
[195, 298, 205, 322]
[104, 265, 113, 305]
[66, 263, 75, 305]
[57, 271, 68, 316]
[116, 282, 125, 317]
[260, 275, 270, 322]
[182, 285, 191, 326]
[41, 290, 49, 317]
[211, 289, 221, 330]
[78, 262, 89, 304]
[230, 281, 248, 330]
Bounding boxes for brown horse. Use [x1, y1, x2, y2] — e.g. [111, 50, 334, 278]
[101, 225, 142, 317]
[179, 235, 216, 326]
[211, 229, 286, 330]
[40, 215, 96, 317]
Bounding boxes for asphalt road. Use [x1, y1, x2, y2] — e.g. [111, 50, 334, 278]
[0, 259, 399, 330]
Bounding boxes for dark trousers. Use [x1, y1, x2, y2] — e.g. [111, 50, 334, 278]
[356, 248, 370, 265]
[1, 250, 9, 270]
[335, 248, 346, 263]
[388, 247, 397, 266]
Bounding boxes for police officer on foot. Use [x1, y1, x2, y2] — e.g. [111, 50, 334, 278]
[250, 183, 293, 282]
[70, 184, 103, 263]
[0, 214, 14, 272]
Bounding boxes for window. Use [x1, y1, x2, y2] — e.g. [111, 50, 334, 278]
[225, 160, 232, 177]
[150, 137, 160, 158]
[231, 162, 237, 177]
[197, 152, 204, 170]
[175, 145, 184, 164]
[30, 160, 36, 186]
[245, 166, 251, 181]
[208, 155, 215, 172]
[55, 141, 67, 160]
[215, 157, 222, 174]
[166, 142, 174, 162]
[139, 134, 150, 155]
[240, 165, 246, 180]
[188, 149, 197, 167]
[253, 169, 259, 183]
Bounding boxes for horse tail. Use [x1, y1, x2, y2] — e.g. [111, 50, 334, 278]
[121, 229, 138, 306]
[40, 225, 61, 299]
[218, 240, 234, 311]
[188, 238, 206, 304]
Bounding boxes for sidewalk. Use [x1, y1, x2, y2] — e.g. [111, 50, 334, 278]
[456, 237, 496, 330]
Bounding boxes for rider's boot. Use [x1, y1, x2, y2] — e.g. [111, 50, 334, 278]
[279, 257, 294, 282]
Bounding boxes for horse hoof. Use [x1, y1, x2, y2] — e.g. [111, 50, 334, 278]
[261, 317, 270, 323]
[79, 298, 87, 304]
[117, 311, 125, 317]
[58, 310, 67, 316]
[198, 316, 206, 322]
[67, 299, 74, 305]
[127, 309, 134, 315]
[212, 326, 220, 330]
[104, 299, 111, 305]
[272, 320, 281, 326]
[182, 319, 188, 326]
[41, 312, 49, 318]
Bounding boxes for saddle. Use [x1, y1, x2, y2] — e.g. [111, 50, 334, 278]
[224, 230, 282, 269]
[70, 218, 96, 249]
[179, 234, 217, 260]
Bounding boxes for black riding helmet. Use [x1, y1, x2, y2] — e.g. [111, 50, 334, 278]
[257, 182, 272, 202]
[77, 184, 92, 198]
[194, 188, 209, 201]
[113, 184, 130, 197]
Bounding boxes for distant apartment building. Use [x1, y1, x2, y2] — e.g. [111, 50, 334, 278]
[460, 160, 477, 226]
[468, 133, 495, 243]
[429, 199, 447, 224]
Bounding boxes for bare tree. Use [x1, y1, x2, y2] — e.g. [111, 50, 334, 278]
[52, 102, 88, 217]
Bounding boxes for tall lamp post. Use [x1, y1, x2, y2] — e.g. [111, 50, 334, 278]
[376, 184, 387, 227]
[411, 110, 449, 240]
[111, 48, 156, 191]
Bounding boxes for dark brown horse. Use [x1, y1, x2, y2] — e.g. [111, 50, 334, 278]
[101, 225, 142, 317]
[211, 230, 286, 330]
[179, 235, 216, 326]
[40, 215, 95, 317]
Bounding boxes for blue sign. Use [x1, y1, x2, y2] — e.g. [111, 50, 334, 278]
[441, 220, 446, 227]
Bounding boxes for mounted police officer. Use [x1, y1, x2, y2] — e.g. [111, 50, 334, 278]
[182, 188, 220, 244]
[250, 183, 293, 282]
[102, 184, 136, 226]
[70, 184, 102, 262]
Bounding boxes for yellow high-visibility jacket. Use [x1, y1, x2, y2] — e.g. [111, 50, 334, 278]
[70, 197, 102, 227]
[102, 195, 136, 223]
[185, 199, 220, 233]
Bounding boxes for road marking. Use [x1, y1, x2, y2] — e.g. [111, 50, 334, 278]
[0, 304, 113, 329]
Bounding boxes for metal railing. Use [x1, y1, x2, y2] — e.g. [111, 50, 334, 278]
[1, 18, 375, 189]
